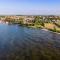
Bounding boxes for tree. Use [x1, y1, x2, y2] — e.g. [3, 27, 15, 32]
[19, 18, 24, 24]
[34, 16, 40, 25]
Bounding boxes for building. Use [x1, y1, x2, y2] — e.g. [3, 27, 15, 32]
[23, 16, 34, 24]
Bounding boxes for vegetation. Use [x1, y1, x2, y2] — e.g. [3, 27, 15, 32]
[17, 18, 24, 24]
[54, 22, 60, 27]
[2, 16, 60, 33]
[34, 16, 44, 26]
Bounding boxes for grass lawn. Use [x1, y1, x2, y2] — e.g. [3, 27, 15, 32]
[44, 23, 55, 29]
[44, 23, 60, 33]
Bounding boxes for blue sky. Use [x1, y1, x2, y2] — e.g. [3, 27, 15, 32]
[0, 0, 60, 15]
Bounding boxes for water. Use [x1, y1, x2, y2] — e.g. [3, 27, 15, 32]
[0, 23, 60, 60]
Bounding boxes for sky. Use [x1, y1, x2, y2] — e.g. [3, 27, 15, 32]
[0, 0, 60, 15]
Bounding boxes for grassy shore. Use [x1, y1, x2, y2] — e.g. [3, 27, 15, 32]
[24, 23, 60, 33]
[27, 25, 43, 28]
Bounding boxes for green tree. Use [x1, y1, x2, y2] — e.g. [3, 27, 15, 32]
[34, 16, 44, 26]
[19, 18, 24, 24]
[34, 16, 40, 25]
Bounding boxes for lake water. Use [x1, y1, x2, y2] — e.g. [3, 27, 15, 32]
[0, 23, 60, 60]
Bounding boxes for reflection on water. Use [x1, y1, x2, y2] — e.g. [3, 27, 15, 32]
[0, 23, 60, 60]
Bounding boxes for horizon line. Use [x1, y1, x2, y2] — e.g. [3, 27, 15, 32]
[0, 14, 60, 16]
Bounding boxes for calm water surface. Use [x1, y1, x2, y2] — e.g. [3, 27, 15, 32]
[0, 23, 60, 60]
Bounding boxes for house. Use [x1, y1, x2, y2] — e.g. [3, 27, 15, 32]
[23, 16, 34, 24]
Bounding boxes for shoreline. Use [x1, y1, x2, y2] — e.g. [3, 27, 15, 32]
[24, 25, 60, 34]
[0, 22, 60, 34]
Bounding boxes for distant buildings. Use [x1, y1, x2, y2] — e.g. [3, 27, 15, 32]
[0, 15, 60, 24]
[23, 16, 34, 24]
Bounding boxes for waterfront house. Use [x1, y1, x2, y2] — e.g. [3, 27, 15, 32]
[23, 16, 34, 24]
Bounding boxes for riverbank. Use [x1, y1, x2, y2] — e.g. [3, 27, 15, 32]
[0, 21, 60, 34]
[23, 23, 60, 33]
